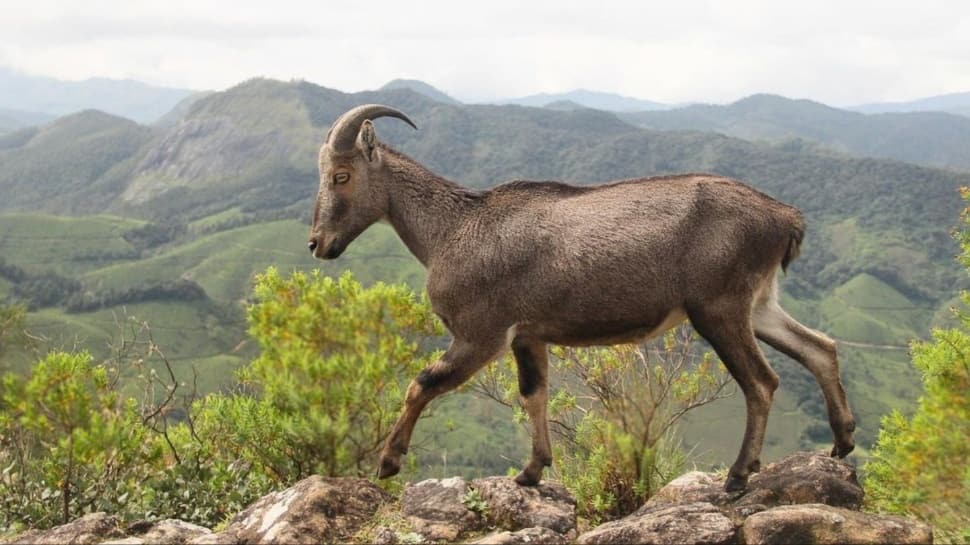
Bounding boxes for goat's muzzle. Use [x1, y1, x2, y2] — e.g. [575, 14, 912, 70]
[308, 236, 345, 260]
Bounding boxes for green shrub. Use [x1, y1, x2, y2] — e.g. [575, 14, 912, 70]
[863, 188, 970, 544]
[475, 327, 731, 522]
[0, 351, 161, 529]
[230, 268, 444, 481]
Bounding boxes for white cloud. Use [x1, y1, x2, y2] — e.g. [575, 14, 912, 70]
[0, 0, 967, 105]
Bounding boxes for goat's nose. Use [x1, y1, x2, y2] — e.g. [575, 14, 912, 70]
[308, 240, 318, 253]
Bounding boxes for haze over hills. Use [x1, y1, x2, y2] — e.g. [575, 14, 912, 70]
[0, 67, 197, 124]
[0, 108, 54, 134]
[374, 79, 670, 111]
[852, 90, 970, 117]
[620, 94, 970, 171]
[494, 88, 669, 111]
[1, 76, 968, 469]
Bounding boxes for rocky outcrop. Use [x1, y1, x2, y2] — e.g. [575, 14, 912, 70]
[739, 504, 934, 545]
[471, 476, 576, 536]
[574, 451, 932, 545]
[577, 502, 735, 545]
[2, 451, 934, 545]
[2, 513, 125, 545]
[201, 475, 391, 544]
[400, 477, 485, 541]
[104, 519, 211, 544]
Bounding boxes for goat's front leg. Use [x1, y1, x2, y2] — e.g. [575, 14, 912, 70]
[378, 335, 506, 479]
[511, 337, 553, 486]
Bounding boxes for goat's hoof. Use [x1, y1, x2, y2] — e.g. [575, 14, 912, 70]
[377, 456, 401, 479]
[513, 471, 541, 486]
[724, 474, 748, 493]
[831, 442, 855, 459]
[749, 459, 762, 473]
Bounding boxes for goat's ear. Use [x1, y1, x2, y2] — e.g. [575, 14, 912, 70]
[357, 119, 378, 162]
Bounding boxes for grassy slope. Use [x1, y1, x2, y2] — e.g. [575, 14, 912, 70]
[83, 221, 425, 300]
[0, 214, 144, 275]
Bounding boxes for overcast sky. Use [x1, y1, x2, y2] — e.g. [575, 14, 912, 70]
[1, 0, 968, 106]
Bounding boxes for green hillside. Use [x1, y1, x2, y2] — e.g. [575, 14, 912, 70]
[0, 111, 153, 212]
[84, 220, 424, 302]
[0, 214, 145, 275]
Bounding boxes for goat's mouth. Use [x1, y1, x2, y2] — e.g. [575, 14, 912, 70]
[319, 238, 347, 260]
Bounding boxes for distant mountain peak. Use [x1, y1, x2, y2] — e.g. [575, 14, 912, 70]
[379, 79, 460, 105]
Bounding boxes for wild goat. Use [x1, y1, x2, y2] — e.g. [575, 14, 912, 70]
[307, 104, 856, 491]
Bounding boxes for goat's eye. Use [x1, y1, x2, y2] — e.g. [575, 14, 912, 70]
[333, 172, 351, 185]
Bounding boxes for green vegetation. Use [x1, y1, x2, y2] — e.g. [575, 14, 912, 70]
[0, 351, 160, 529]
[0, 270, 444, 531]
[226, 268, 443, 479]
[863, 190, 970, 544]
[475, 327, 732, 521]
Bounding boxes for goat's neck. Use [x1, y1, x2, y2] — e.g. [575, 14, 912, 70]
[382, 148, 479, 266]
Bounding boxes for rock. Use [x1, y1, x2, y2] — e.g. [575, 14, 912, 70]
[576, 502, 736, 545]
[742, 451, 864, 510]
[371, 526, 399, 545]
[186, 533, 237, 545]
[647, 451, 864, 513]
[209, 475, 391, 544]
[471, 477, 577, 535]
[103, 519, 211, 544]
[400, 477, 483, 541]
[472, 526, 570, 544]
[1, 513, 125, 545]
[739, 504, 934, 545]
[645, 471, 727, 506]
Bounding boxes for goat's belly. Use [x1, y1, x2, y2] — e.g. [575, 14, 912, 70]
[526, 308, 687, 347]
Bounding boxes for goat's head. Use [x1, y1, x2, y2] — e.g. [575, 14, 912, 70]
[308, 104, 416, 259]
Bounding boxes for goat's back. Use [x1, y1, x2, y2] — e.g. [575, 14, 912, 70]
[429, 174, 803, 343]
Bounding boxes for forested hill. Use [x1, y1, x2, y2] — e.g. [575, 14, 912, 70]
[620, 93, 970, 171]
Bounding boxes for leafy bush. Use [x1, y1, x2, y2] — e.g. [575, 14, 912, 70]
[231, 268, 444, 480]
[0, 351, 161, 530]
[864, 188, 970, 544]
[475, 326, 731, 521]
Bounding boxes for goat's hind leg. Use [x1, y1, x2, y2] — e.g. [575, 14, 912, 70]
[753, 298, 856, 458]
[511, 336, 553, 486]
[378, 335, 505, 479]
[689, 304, 780, 492]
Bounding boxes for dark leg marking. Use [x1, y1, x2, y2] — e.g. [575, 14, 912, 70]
[513, 343, 542, 397]
[416, 367, 448, 391]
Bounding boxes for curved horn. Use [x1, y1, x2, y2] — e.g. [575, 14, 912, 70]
[326, 104, 417, 153]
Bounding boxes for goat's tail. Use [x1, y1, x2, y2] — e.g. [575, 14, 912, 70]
[781, 214, 806, 273]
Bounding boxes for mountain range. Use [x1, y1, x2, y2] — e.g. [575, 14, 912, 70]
[620, 94, 970, 171]
[1, 75, 969, 471]
[0, 67, 196, 125]
[852, 90, 970, 116]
